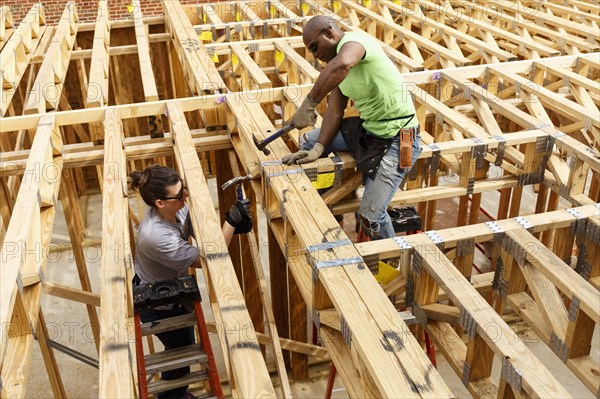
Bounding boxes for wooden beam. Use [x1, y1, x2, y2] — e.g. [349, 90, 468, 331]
[43, 282, 101, 307]
[228, 96, 452, 398]
[230, 43, 272, 89]
[163, 0, 226, 95]
[23, 2, 78, 114]
[132, 0, 159, 102]
[319, 325, 369, 398]
[0, 6, 14, 51]
[167, 100, 276, 397]
[0, 113, 63, 397]
[98, 108, 136, 398]
[0, 4, 46, 115]
[411, 237, 571, 398]
[355, 204, 599, 261]
[86, 1, 110, 107]
[505, 228, 599, 324]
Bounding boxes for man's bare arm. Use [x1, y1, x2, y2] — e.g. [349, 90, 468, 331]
[308, 41, 365, 103]
[316, 87, 348, 147]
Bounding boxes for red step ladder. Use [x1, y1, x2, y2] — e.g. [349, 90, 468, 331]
[133, 276, 223, 399]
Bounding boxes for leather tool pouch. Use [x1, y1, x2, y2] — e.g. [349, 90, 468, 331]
[340, 117, 393, 180]
[399, 128, 414, 169]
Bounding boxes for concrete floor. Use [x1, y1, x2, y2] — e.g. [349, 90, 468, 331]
[25, 175, 597, 398]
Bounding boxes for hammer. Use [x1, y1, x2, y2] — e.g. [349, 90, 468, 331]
[221, 174, 252, 200]
[252, 122, 295, 156]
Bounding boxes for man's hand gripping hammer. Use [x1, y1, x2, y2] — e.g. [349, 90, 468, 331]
[221, 174, 253, 201]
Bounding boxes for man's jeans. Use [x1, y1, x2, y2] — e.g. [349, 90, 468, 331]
[299, 127, 422, 240]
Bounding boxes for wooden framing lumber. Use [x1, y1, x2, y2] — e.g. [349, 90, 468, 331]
[488, 67, 600, 148]
[57, 168, 101, 351]
[163, 0, 226, 95]
[85, 0, 110, 107]
[481, 0, 595, 40]
[0, 114, 63, 397]
[340, 0, 473, 68]
[454, 1, 598, 54]
[381, 0, 517, 64]
[132, 0, 159, 102]
[503, 229, 599, 324]
[319, 325, 366, 397]
[23, 2, 78, 115]
[230, 43, 272, 89]
[167, 100, 276, 397]
[206, 321, 330, 359]
[0, 4, 46, 116]
[415, 0, 562, 58]
[227, 95, 452, 398]
[0, 6, 14, 51]
[1, 1, 599, 396]
[410, 236, 571, 398]
[274, 40, 320, 84]
[355, 204, 599, 261]
[0, 128, 231, 177]
[97, 108, 136, 398]
[43, 282, 101, 307]
[246, 204, 292, 398]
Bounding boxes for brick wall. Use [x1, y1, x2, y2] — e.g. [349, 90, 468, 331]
[5, 1, 211, 25]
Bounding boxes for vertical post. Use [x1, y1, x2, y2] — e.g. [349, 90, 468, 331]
[269, 223, 291, 368]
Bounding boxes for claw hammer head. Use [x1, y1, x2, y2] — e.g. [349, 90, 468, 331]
[221, 174, 253, 191]
[253, 133, 271, 156]
[252, 123, 295, 156]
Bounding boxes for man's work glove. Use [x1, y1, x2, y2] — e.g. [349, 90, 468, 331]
[293, 96, 319, 129]
[226, 199, 253, 234]
[282, 142, 325, 165]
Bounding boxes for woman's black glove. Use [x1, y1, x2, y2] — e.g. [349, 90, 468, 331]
[226, 199, 253, 234]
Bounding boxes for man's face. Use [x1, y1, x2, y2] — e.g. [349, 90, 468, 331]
[304, 27, 335, 63]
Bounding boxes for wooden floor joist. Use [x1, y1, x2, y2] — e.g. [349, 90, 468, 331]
[0, 1, 598, 397]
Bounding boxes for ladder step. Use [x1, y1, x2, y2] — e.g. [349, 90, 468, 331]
[147, 369, 209, 395]
[140, 312, 197, 336]
[145, 344, 208, 375]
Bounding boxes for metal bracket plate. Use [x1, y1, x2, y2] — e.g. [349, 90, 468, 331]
[411, 304, 428, 326]
[340, 316, 352, 347]
[312, 257, 364, 282]
[429, 143, 441, 175]
[485, 221, 505, 243]
[306, 239, 352, 253]
[586, 219, 600, 245]
[568, 296, 580, 321]
[501, 357, 523, 393]
[331, 155, 344, 188]
[501, 235, 527, 266]
[425, 230, 444, 250]
[456, 238, 475, 257]
[470, 137, 488, 169]
[567, 208, 587, 241]
[393, 236, 412, 250]
[575, 242, 591, 280]
[459, 307, 477, 338]
[549, 332, 569, 362]
[492, 135, 506, 166]
[513, 216, 534, 232]
[411, 250, 423, 275]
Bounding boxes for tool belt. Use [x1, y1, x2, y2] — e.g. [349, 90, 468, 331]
[340, 115, 417, 180]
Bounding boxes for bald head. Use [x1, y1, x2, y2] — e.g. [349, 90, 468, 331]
[303, 15, 339, 41]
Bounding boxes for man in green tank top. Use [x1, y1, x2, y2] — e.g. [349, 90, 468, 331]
[282, 16, 421, 240]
